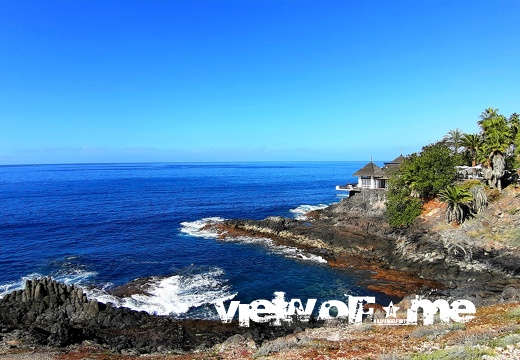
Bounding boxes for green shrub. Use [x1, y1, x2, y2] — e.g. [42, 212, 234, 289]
[507, 306, 520, 319]
[399, 142, 458, 199]
[385, 141, 457, 227]
[409, 323, 466, 340]
[410, 346, 494, 360]
[488, 333, 520, 348]
[458, 180, 483, 190]
[386, 193, 423, 228]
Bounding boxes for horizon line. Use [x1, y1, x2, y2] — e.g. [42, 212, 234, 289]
[0, 159, 393, 167]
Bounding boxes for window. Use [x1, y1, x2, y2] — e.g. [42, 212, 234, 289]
[361, 176, 371, 189]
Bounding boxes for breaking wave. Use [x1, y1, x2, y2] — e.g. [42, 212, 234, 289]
[180, 218, 327, 264]
[0, 269, 98, 300]
[87, 266, 236, 317]
[289, 204, 329, 220]
[179, 217, 225, 239]
[0, 264, 234, 319]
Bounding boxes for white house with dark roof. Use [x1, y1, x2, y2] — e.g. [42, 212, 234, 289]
[336, 155, 405, 192]
[353, 161, 387, 189]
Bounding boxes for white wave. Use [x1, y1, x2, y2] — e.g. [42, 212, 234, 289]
[280, 247, 328, 263]
[219, 235, 328, 264]
[180, 216, 328, 264]
[86, 267, 236, 317]
[54, 270, 98, 285]
[0, 267, 232, 319]
[179, 217, 226, 238]
[0, 269, 98, 299]
[290, 204, 329, 220]
[0, 272, 42, 299]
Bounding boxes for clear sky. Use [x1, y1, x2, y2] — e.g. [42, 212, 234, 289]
[0, 0, 519, 164]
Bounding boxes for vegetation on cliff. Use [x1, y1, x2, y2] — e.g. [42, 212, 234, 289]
[438, 185, 473, 224]
[386, 141, 457, 227]
[386, 108, 519, 227]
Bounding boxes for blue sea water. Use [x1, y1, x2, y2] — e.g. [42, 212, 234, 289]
[0, 161, 396, 318]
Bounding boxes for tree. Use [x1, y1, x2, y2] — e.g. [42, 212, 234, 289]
[443, 128, 465, 154]
[478, 108, 512, 191]
[439, 185, 473, 224]
[478, 107, 500, 128]
[508, 112, 519, 139]
[398, 142, 457, 199]
[385, 141, 457, 227]
[510, 113, 520, 172]
[469, 185, 487, 213]
[461, 133, 483, 167]
[386, 188, 423, 228]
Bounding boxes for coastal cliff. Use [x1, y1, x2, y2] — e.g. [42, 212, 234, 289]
[214, 188, 520, 305]
[1, 187, 519, 357]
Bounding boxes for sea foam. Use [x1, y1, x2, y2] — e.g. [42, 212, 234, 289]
[289, 204, 329, 220]
[179, 217, 225, 239]
[86, 266, 236, 317]
[180, 218, 327, 264]
[0, 267, 235, 318]
[0, 270, 98, 300]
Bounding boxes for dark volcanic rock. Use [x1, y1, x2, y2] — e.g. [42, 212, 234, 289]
[4, 190, 520, 353]
[218, 190, 520, 305]
[0, 277, 320, 353]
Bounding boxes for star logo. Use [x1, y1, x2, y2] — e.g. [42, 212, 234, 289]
[383, 302, 400, 318]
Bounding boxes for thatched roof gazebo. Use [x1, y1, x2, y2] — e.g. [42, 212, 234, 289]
[353, 161, 385, 178]
[384, 155, 405, 166]
[336, 154, 404, 192]
[352, 161, 387, 189]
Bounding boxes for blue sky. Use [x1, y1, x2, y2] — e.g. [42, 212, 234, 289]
[0, 0, 519, 164]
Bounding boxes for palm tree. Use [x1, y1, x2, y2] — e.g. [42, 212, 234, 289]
[469, 185, 487, 214]
[461, 133, 482, 167]
[478, 108, 512, 191]
[443, 129, 465, 154]
[511, 113, 520, 173]
[478, 107, 500, 128]
[439, 185, 473, 224]
[508, 112, 519, 139]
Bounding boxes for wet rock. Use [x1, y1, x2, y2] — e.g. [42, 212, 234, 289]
[0, 277, 321, 353]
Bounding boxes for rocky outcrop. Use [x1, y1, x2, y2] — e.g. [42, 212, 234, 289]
[214, 189, 520, 305]
[0, 277, 320, 353]
[3, 189, 520, 354]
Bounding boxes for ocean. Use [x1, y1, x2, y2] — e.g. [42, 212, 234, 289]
[0, 161, 396, 318]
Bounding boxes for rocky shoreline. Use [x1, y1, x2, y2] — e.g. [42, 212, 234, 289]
[1, 188, 520, 356]
[0, 277, 320, 354]
[209, 188, 520, 305]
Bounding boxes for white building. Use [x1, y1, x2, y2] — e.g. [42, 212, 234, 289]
[352, 161, 387, 189]
[336, 155, 405, 192]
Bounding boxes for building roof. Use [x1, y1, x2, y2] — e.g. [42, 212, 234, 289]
[353, 161, 385, 178]
[384, 154, 406, 165]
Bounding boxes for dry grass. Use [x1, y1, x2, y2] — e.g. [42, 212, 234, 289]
[506, 228, 520, 248]
[408, 346, 495, 359]
[2, 303, 519, 360]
